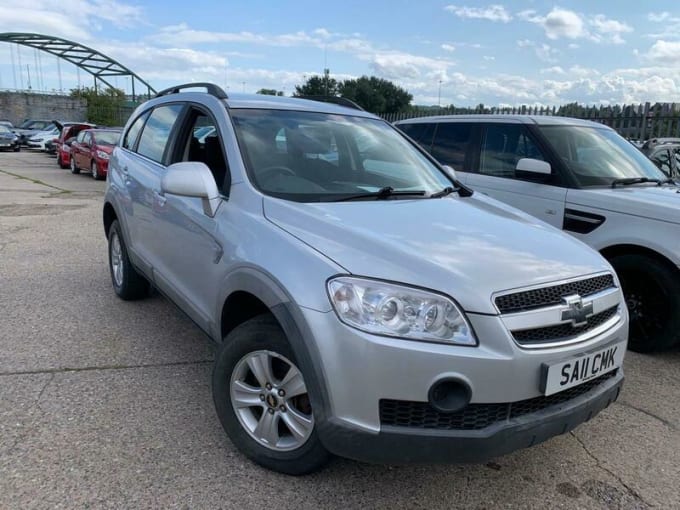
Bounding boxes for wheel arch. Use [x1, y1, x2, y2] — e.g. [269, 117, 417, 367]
[217, 268, 332, 424]
[600, 243, 680, 276]
[103, 201, 118, 238]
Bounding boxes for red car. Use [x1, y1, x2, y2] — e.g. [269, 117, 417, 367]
[56, 123, 96, 169]
[70, 128, 122, 180]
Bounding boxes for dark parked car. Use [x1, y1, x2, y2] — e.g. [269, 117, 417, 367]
[56, 123, 96, 168]
[0, 125, 21, 151]
[70, 128, 121, 179]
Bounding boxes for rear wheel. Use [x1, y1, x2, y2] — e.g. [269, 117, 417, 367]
[610, 254, 680, 352]
[212, 315, 330, 475]
[58, 153, 68, 169]
[70, 156, 80, 174]
[107, 220, 149, 300]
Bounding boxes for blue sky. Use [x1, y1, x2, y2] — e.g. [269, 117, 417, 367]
[1, 1, 679, 106]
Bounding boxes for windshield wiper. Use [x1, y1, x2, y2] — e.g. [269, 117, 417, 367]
[430, 186, 456, 198]
[611, 177, 664, 188]
[336, 186, 427, 202]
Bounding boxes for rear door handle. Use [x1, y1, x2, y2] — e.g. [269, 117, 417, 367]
[122, 165, 129, 174]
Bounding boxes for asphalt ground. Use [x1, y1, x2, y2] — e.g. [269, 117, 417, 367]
[1, 150, 679, 509]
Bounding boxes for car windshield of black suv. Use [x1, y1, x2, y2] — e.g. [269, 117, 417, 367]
[231, 109, 452, 202]
[538, 125, 668, 187]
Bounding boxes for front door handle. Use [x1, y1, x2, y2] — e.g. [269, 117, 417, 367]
[153, 189, 166, 207]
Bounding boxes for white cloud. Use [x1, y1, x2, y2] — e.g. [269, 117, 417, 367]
[444, 4, 512, 23]
[152, 24, 321, 47]
[647, 11, 679, 23]
[517, 40, 558, 63]
[646, 40, 680, 65]
[521, 7, 587, 40]
[0, 0, 144, 40]
[540, 66, 566, 75]
[519, 8, 631, 44]
[590, 15, 633, 44]
[441, 44, 456, 52]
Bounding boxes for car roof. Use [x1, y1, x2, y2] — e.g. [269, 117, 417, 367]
[395, 114, 610, 129]
[147, 91, 378, 119]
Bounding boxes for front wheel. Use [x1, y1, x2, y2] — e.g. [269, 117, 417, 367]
[91, 160, 102, 180]
[611, 254, 680, 352]
[70, 156, 80, 174]
[212, 315, 330, 475]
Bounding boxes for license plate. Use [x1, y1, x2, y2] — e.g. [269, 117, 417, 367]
[542, 340, 625, 396]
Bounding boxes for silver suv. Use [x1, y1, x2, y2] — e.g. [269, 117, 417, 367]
[103, 84, 627, 474]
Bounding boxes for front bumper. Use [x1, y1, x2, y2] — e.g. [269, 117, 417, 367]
[297, 304, 627, 463]
[318, 369, 622, 463]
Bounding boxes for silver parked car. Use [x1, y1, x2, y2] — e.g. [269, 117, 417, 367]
[103, 84, 627, 474]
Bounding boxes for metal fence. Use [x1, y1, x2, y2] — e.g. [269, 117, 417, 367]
[382, 102, 680, 141]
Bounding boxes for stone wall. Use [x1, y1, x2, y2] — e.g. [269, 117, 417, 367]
[0, 92, 87, 125]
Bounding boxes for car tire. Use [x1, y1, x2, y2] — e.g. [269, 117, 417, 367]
[70, 156, 80, 174]
[107, 220, 149, 300]
[610, 253, 680, 352]
[212, 314, 331, 475]
[91, 160, 101, 180]
[13, 145, 20, 152]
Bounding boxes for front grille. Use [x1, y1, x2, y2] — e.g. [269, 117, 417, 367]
[379, 370, 617, 431]
[512, 306, 619, 345]
[495, 274, 615, 314]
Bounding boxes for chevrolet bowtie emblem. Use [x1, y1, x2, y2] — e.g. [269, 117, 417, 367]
[561, 294, 594, 327]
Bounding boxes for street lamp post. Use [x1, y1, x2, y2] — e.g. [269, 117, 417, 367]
[438, 80, 442, 107]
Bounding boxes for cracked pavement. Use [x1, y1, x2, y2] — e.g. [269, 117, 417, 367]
[1, 152, 679, 509]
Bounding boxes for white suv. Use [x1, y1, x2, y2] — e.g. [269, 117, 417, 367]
[396, 115, 680, 352]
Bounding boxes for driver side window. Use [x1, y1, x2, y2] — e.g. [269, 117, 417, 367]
[480, 125, 546, 179]
[174, 109, 230, 193]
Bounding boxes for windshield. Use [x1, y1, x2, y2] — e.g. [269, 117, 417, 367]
[94, 131, 121, 145]
[20, 120, 51, 130]
[538, 125, 667, 186]
[230, 109, 451, 202]
[0, 125, 11, 134]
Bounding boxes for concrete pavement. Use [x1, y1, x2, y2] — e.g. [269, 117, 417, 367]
[1, 151, 678, 509]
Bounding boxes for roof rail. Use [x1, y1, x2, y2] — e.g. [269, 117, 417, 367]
[298, 95, 365, 111]
[155, 82, 228, 100]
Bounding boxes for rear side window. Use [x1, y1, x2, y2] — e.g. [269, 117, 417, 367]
[480, 124, 546, 178]
[123, 111, 150, 150]
[136, 105, 184, 164]
[651, 149, 672, 177]
[431, 123, 474, 170]
[399, 122, 435, 144]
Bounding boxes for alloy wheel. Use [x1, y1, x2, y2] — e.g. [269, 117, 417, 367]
[110, 232, 124, 287]
[230, 350, 313, 451]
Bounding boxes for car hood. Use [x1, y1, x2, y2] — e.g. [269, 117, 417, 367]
[568, 185, 680, 224]
[263, 195, 612, 314]
[28, 130, 56, 139]
[95, 145, 114, 154]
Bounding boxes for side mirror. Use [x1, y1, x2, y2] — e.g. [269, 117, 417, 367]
[442, 164, 457, 181]
[516, 158, 551, 175]
[161, 162, 221, 217]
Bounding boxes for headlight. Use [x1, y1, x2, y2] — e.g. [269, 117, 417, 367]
[327, 276, 477, 345]
[96, 150, 109, 160]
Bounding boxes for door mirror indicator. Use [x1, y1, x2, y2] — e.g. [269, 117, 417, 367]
[516, 158, 551, 175]
[161, 162, 221, 217]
